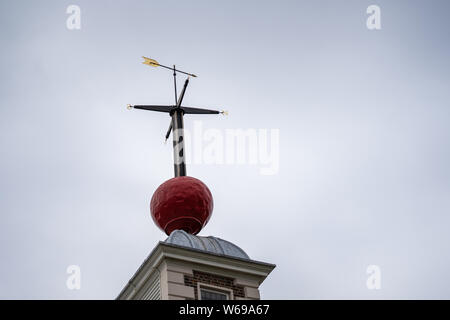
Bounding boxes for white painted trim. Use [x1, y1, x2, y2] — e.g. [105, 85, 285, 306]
[117, 242, 275, 300]
[197, 283, 234, 300]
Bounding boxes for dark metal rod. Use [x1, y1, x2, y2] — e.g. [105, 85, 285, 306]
[157, 63, 197, 78]
[132, 105, 173, 113]
[165, 121, 173, 143]
[173, 65, 178, 105]
[181, 106, 221, 114]
[176, 78, 189, 108]
[172, 109, 186, 177]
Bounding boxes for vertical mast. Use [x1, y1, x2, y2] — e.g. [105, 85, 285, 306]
[173, 65, 177, 103]
[171, 77, 189, 177]
[172, 109, 185, 176]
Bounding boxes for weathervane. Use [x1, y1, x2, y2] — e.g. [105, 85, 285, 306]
[127, 56, 227, 177]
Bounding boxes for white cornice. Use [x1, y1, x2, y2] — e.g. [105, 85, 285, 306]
[117, 242, 275, 300]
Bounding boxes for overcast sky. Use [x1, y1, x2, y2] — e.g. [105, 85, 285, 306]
[1, 0, 450, 299]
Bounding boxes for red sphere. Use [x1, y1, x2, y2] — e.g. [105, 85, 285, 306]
[150, 176, 213, 235]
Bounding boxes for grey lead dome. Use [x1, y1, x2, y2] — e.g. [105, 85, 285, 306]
[165, 230, 250, 260]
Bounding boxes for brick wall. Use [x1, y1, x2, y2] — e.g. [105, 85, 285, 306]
[184, 270, 245, 299]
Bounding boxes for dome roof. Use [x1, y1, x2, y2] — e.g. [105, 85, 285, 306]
[165, 230, 250, 260]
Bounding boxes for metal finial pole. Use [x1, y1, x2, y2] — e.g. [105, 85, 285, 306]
[173, 65, 177, 104]
[171, 78, 189, 177]
[172, 109, 186, 177]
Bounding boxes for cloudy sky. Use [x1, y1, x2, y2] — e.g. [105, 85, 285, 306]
[1, 0, 449, 299]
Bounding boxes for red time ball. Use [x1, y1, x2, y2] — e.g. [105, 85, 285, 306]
[150, 176, 214, 235]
